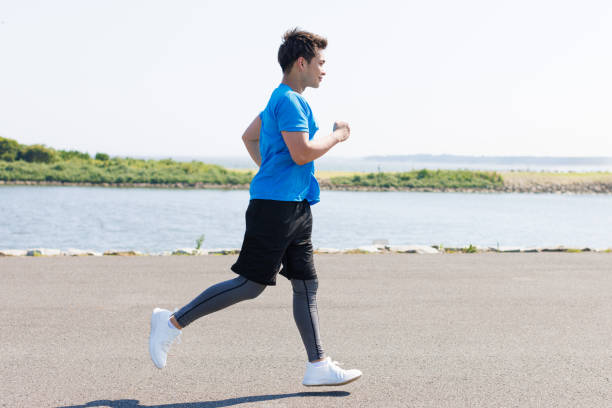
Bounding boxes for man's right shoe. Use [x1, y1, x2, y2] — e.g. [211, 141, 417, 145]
[302, 357, 362, 386]
[149, 307, 181, 369]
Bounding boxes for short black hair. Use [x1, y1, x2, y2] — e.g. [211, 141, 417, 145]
[278, 28, 327, 74]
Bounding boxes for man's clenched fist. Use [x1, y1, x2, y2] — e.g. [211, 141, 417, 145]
[333, 121, 350, 142]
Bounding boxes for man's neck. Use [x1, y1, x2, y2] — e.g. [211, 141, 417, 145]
[281, 75, 305, 94]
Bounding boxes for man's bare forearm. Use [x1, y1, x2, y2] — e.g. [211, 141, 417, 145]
[293, 125, 349, 165]
[299, 131, 341, 164]
[244, 139, 261, 167]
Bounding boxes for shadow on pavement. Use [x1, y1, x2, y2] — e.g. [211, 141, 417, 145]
[56, 391, 351, 407]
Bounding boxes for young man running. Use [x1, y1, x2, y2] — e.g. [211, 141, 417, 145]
[149, 28, 362, 387]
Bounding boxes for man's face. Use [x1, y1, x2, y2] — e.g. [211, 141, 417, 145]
[303, 50, 326, 88]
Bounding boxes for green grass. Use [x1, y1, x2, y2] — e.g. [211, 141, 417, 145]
[195, 234, 205, 250]
[1, 155, 503, 190]
[463, 244, 478, 253]
[0, 136, 255, 186]
[0, 158, 253, 185]
[4, 136, 609, 191]
[327, 169, 504, 189]
[341, 249, 372, 254]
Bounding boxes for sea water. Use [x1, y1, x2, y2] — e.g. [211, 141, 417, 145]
[0, 185, 610, 252]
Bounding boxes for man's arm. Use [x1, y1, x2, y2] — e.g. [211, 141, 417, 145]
[242, 115, 262, 167]
[281, 121, 350, 166]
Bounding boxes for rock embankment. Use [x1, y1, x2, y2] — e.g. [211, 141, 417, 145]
[1, 245, 609, 257]
[317, 179, 612, 193]
[2, 177, 612, 193]
[501, 180, 612, 194]
[0, 180, 250, 189]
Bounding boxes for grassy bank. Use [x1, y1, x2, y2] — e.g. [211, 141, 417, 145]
[2, 137, 611, 192]
[0, 137, 253, 185]
[0, 136, 502, 189]
[0, 158, 253, 185]
[324, 169, 504, 189]
[315, 169, 612, 192]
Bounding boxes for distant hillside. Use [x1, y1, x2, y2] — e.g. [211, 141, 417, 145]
[365, 154, 612, 166]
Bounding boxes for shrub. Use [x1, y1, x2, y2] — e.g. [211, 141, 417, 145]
[329, 169, 504, 190]
[0, 137, 24, 162]
[195, 234, 205, 250]
[0, 139, 255, 185]
[59, 150, 90, 160]
[417, 169, 429, 179]
[18, 144, 56, 163]
[463, 244, 477, 253]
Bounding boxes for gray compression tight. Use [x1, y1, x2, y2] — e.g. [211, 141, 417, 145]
[291, 278, 324, 361]
[172, 276, 324, 362]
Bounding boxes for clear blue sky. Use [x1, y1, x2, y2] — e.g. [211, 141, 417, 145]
[1, 0, 611, 158]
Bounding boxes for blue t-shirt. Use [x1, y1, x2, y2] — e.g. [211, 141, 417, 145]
[249, 83, 321, 205]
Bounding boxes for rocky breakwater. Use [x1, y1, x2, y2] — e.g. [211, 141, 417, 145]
[501, 180, 612, 194]
[0, 180, 250, 189]
[2, 245, 610, 257]
[318, 175, 612, 194]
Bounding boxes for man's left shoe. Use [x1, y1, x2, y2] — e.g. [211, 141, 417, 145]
[149, 307, 181, 369]
[302, 357, 362, 386]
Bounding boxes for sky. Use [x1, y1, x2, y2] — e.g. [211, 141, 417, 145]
[1, 0, 611, 158]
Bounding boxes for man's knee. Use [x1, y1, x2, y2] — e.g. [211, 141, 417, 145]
[243, 279, 266, 299]
[291, 278, 319, 295]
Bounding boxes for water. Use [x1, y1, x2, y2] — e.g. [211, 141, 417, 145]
[170, 155, 612, 173]
[1, 186, 610, 252]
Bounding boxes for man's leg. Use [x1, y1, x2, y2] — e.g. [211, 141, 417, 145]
[173, 276, 265, 328]
[292, 276, 362, 386]
[291, 278, 324, 362]
[284, 202, 362, 386]
[149, 276, 265, 369]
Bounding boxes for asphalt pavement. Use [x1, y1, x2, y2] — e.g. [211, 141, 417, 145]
[1, 253, 611, 407]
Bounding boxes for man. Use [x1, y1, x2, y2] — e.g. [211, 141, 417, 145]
[149, 28, 362, 387]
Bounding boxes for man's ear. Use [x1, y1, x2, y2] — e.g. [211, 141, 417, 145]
[297, 56, 306, 71]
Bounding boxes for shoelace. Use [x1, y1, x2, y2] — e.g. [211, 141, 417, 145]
[161, 308, 182, 352]
[327, 360, 350, 379]
[161, 331, 181, 352]
[327, 360, 345, 373]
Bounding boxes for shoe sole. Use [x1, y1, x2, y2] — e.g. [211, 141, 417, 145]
[302, 373, 362, 387]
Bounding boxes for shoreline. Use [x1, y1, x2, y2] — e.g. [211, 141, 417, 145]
[2, 179, 612, 194]
[1, 245, 610, 257]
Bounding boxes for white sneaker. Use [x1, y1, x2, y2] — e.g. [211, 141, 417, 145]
[302, 357, 362, 386]
[149, 308, 181, 369]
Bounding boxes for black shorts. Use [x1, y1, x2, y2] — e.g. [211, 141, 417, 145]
[231, 199, 317, 286]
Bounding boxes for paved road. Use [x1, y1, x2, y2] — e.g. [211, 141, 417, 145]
[1, 253, 611, 407]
